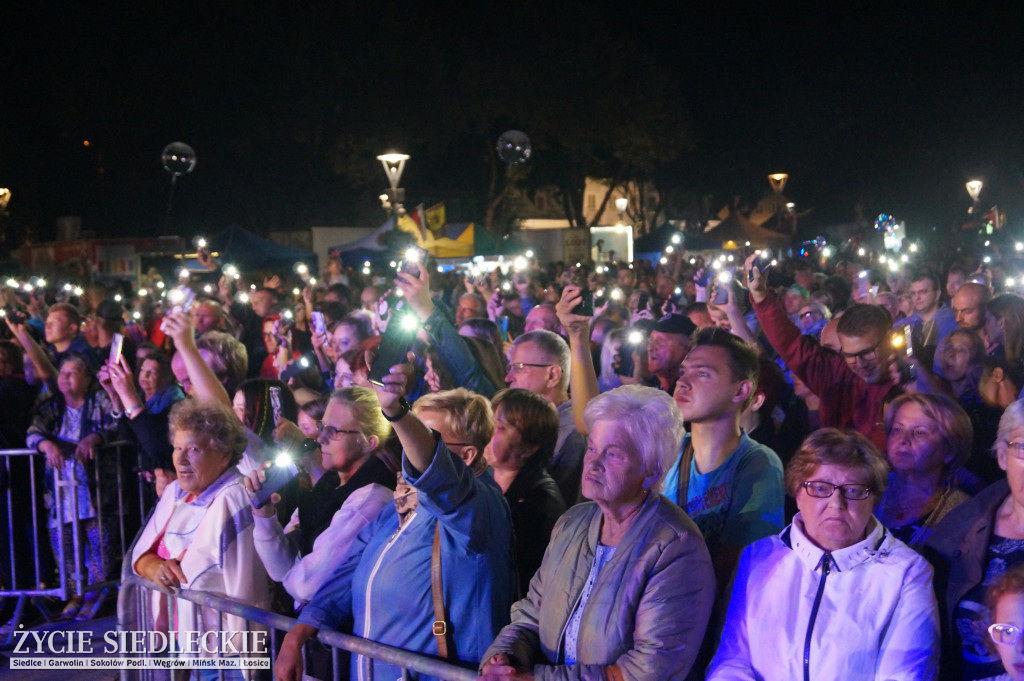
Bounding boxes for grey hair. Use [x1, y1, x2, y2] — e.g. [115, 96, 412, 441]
[995, 399, 1024, 460]
[513, 329, 571, 392]
[583, 385, 685, 491]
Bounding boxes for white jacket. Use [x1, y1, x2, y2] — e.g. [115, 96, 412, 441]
[708, 515, 939, 681]
[252, 482, 392, 605]
[131, 468, 270, 657]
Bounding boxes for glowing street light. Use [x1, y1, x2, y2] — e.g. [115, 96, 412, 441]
[966, 180, 983, 215]
[377, 152, 410, 217]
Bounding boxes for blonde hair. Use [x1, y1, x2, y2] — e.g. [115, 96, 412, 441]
[413, 388, 494, 451]
[330, 387, 390, 449]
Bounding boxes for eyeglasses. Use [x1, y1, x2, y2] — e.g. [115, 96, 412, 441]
[1005, 441, 1024, 460]
[989, 622, 1024, 646]
[801, 480, 872, 500]
[509, 362, 552, 373]
[317, 422, 362, 440]
[839, 340, 883, 364]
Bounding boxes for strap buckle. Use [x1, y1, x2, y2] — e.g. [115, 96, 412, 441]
[432, 620, 447, 636]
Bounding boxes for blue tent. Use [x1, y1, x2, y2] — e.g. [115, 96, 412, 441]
[209, 224, 317, 271]
[330, 217, 394, 266]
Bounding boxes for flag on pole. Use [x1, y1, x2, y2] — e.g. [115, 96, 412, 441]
[425, 202, 446, 235]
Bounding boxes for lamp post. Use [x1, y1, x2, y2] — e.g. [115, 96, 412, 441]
[966, 179, 983, 216]
[377, 153, 410, 217]
[768, 173, 789, 232]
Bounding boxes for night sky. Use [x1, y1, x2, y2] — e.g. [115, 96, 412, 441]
[3, 3, 1023, 245]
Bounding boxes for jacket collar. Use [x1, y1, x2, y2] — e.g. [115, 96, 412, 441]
[788, 513, 889, 573]
[586, 492, 661, 551]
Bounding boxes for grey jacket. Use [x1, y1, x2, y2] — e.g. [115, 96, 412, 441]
[481, 495, 715, 681]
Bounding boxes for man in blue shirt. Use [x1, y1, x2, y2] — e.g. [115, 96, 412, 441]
[662, 326, 784, 586]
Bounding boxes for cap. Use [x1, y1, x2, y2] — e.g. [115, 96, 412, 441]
[786, 284, 809, 299]
[654, 313, 697, 337]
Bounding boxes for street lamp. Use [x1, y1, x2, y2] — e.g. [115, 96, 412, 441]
[768, 173, 789, 232]
[377, 153, 410, 217]
[966, 179, 983, 215]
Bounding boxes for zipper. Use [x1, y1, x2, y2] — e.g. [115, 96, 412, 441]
[803, 552, 831, 681]
[358, 510, 418, 681]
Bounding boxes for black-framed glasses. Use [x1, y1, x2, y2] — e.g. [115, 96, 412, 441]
[801, 480, 872, 500]
[509, 362, 552, 373]
[839, 340, 883, 364]
[317, 422, 362, 440]
[989, 622, 1024, 646]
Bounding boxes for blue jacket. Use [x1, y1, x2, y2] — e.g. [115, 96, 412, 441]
[299, 436, 516, 680]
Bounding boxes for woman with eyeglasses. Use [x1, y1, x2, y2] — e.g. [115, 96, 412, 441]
[984, 564, 1024, 681]
[708, 428, 939, 681]
[927, 400, 1024, 681]
[246, 387, 396, 607]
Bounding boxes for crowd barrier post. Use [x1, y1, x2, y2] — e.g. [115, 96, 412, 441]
[0, 442, 150, 647]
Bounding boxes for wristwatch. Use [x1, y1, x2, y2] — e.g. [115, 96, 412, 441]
[381, 397, 411, 422]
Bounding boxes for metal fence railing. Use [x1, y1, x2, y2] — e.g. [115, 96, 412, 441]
[118, 574, 479, 681]
[0, 442, 147, 645]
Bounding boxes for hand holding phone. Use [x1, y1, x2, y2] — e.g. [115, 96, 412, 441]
[248, 453, 300, 510]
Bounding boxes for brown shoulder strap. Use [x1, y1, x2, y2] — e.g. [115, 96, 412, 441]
[431, 520, 453, 658]
[677, 440, 694, 509]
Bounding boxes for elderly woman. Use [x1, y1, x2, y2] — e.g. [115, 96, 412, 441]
[479, 385, 714, 681]
[131, 400, 269, 660]
[485, 388, 566, 593]
[927, 400, 1024, 681]
[708, 428, 939, 680]
[877, 393, 973, 545]
[275, 385, 515, 681]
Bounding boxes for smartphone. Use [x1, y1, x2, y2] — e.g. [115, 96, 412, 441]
[497, 315, 509, 342]
[572, 289, 595, 317]
[109, 333, 124, 367]
[713, 271, 733, 305]
[249, 453, 300, 510]
[269, 386, 282, 426]
[400, 246, 428, 277]
[857, 270, 871, 299]
[751, 248, 773, 277]
[310, 311, 327, 337]
[615, 329, 646, 377]
[0, 307, 26, 325]
[368, 313, 418, 386]
[892, 326, 918, 382]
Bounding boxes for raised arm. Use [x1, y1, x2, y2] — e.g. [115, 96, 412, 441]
[555, 286, 600, 435]
[162, 311, 230, 406]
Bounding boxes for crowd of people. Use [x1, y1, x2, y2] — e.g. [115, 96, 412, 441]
[0, 239, 1023, 680]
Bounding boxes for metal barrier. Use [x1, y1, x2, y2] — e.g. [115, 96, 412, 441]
[0, 441, 148, 644]
[118, 574, 479, 681]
